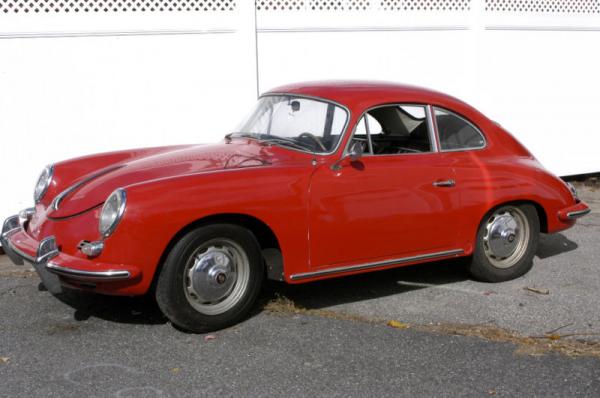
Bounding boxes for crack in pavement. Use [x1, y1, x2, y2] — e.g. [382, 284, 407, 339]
[263, 295, 600, 358]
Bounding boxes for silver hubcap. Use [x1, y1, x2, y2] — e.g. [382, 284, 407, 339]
[183, 239, 250, 315]
[483, 207, 530, 269]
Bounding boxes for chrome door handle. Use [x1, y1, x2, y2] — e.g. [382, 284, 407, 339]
[433, 179, 455, 187]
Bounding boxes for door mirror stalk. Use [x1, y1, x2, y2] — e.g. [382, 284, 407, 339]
[331, 141, 363, 171]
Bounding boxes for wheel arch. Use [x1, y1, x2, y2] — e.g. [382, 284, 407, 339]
[150, 213, 284, 293]
[481, 199, 548, 234]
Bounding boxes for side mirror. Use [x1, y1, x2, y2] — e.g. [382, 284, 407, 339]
[331, 141, 364, 170]
[347, 141, 363, 162]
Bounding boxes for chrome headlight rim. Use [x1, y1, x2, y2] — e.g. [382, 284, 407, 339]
[98, 188, 127, 238]
[566, 182, 579, 201]
[34, 164, 54, 204]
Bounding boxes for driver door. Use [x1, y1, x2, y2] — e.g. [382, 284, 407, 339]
[307, 105, 460, 270]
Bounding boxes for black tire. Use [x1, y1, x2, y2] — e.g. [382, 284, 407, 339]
[467, 204, 539, 282]
[156, 224, 264, 333]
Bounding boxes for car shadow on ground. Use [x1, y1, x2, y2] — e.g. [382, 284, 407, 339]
[536, 232, 578, 259]
[54, 288, 168, 325]
[49, 232, 578, 329]
[261, 259, 470, 311]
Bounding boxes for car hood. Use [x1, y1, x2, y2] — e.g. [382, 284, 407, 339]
[49, 140, 291, 218]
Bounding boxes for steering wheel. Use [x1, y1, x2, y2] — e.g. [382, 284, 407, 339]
[298, 132, 327, 152]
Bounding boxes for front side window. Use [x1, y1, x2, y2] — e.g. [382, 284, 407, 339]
[434, 107, 485, 151]
[350, 104, 433, 155]
[233, 95, 348, 154]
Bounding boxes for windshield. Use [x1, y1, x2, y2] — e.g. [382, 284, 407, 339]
[233, 95, 348, 154]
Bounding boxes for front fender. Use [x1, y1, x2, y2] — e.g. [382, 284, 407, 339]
[99, 164, 313, 292]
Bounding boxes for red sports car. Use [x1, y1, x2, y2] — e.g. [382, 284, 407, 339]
[1, 81, 590, 332]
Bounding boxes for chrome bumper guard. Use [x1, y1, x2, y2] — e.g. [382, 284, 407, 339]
[1, 215, 24, 265]
[2, 214, 131, 289]
[1, 215, 63, 294]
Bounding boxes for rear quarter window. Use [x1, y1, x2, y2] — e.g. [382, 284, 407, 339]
[434, 107, 485, 151]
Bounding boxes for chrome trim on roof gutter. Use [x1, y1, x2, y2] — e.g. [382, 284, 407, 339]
[290, 249, 464, 281]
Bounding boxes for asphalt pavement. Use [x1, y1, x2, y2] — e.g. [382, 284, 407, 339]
[1, 186, 599, 397]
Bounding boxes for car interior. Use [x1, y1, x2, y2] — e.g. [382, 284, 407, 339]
[351, 105, 432, 155]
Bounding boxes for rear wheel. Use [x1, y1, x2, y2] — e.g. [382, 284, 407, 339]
[468, 204, 539, 282]
[156, 224, 264, 332]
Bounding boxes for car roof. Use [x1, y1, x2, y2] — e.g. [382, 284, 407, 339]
[267, 80, 461, 107]
[265, 80, 487, 124]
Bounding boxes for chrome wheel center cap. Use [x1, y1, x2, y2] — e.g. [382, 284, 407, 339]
[188, 247, 237, 303]
[487, 214, 520, 259]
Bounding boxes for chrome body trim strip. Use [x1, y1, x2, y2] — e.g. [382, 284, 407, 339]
[46, 262, 131, 281]
[566, 208, 591, 220]
[51, 165, 124, 211]
[290, 249, 464, 281]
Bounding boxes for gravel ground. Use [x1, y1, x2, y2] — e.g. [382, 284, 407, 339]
[0, 185, 599, 396]
[1, 278, 599, 397]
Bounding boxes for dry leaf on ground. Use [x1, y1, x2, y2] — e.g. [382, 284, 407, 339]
[524, 287, 549, 295]
[387, 320, 409, 329]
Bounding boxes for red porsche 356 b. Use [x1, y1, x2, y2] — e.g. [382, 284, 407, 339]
[1, 81, 589, 332]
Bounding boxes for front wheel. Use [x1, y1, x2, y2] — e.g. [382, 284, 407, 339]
[468, 204, 539, 282]
[156, 224, 264, 332]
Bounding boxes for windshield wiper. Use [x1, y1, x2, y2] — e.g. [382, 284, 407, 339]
[225, 132, 258, 141]
[227, 133, 314, 152]
[261, 137, 314, 152]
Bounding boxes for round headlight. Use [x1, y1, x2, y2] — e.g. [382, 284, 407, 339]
[99, 189, 127, 238]
[34, 165, 54, 203]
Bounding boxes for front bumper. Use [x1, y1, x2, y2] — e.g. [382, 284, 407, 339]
[1, 214, 136, 294]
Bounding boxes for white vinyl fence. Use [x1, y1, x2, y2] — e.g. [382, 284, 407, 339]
[1, 0, 599, 222]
